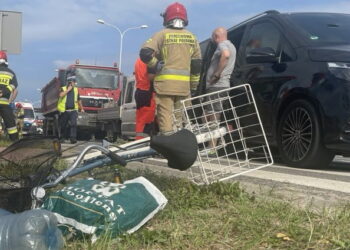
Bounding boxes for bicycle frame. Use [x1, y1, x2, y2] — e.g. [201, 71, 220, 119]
[31, 143, 159, 208]
[30, 129, 199, 208]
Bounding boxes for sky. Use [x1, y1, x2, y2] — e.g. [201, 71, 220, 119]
[2, 0, 350, 105]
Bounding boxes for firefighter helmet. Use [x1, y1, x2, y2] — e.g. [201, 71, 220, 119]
[161, 2, 188, 27]
[16, 102, 22, 108]
[0, 51, 8, 65]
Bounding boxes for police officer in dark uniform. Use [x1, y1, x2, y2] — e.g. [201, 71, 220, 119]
[0, 51, 19, 141]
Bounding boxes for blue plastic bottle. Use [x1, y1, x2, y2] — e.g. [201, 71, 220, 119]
[0, 209, 64, 250]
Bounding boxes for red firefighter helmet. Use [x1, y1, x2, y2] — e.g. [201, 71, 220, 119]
[0, 51, 8, 64]
[162, 2, 188, 26]
[16, 102, 22, 108]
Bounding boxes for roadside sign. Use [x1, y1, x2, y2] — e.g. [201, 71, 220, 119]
[0, 10, 22, 54]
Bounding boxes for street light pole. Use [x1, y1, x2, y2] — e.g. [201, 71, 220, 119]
[97, 19, 148, 73]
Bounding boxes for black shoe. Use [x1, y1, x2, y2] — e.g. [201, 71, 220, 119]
[70, 138, 77, 144]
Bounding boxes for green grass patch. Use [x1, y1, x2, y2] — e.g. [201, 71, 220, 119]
[65, 169, 350, 250]
[0, 137, 12, 148]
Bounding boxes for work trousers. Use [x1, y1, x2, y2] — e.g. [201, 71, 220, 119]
[0, 104, 18, 141]
[59, 110, 78, 140]
[135, 93, 156, 140]
[155, 94, 189, 134]
[16, 119, 24, 138]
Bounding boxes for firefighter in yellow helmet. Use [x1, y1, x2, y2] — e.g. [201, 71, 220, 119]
[140, 2, 202, 135]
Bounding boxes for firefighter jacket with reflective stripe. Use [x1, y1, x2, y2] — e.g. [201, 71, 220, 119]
[0, 65, 18, 105]
[57, 86, 79, 112]
[142, 28, 201, 96]
[16, 107, 24, 119]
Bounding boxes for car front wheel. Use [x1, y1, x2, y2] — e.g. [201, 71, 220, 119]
[277, 99, 334, 168]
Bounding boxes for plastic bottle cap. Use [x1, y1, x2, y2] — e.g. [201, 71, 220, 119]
[32, 187, 46, 199]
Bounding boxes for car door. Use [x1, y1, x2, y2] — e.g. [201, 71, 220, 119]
[231, 19, 297, 140]
[120, 78, 136, 138]
[199, 39, 217, 95]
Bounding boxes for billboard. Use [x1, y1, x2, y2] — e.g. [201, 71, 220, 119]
[0, 11, 22, 54]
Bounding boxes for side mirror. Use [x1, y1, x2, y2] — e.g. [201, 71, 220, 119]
[246, 47, 278, 64]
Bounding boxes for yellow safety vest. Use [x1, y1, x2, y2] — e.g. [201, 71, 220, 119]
[57, 86, 79, 112]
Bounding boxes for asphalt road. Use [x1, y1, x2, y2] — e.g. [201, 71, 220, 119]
[61, 140, 350, 208]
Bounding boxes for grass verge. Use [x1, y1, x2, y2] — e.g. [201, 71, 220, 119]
[66, 169, 350, 250]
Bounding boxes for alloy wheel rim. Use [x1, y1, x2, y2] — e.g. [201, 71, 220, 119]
[281, 107, 312, 161]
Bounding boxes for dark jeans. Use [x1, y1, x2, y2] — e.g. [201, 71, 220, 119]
[59, 110, 78, 140]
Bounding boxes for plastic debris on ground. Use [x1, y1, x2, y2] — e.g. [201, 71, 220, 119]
[0, 208, 64, 250]
[43, 176, 168, 242]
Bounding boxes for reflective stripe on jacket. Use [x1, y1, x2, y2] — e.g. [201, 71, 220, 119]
[57, 86, 79, 112]
[0, 66, 17, 103]
[7, 126, 18, 135]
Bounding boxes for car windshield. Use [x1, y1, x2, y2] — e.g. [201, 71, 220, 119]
[286, 13, 350, 45]
[75, 68, 118, 89]
[24, 109, 35, 119]
[36, 112, 45, 119]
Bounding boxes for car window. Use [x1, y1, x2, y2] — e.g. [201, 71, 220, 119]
[35, 112, 45, 119]
[228, 25, 246, 51]
[286, 13, 350, 45]
[199, 39, 217, 93]
[124, 81, 135, 104]
[200, 39, 211, 58]
[245, 22, 281, 56]
[24, 109, 35, 119]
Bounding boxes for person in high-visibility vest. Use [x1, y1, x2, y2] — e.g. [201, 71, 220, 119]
[57, 75, 84, 144]
[0, 51, 19, 141]
[140, 2, 202, 135]
[134, 58, 157, 139]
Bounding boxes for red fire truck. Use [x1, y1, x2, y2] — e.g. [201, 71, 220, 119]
[41, 61, 122, 139]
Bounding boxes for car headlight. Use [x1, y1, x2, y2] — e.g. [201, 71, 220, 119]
[328, 62, 350, 80]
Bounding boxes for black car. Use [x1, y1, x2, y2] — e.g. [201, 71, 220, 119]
[199, 10, 350, 168]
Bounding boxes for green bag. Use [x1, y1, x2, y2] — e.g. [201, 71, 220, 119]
[42, 177, 167, 241]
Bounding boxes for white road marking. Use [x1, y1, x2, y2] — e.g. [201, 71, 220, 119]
[61, 142, 350, 194]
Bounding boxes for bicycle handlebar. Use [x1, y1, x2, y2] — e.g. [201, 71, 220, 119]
[39, 144, 125, 189]
[106, 151, 127, 166]
[31, 144, 126, 208]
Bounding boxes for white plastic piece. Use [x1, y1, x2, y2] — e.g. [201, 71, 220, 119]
[32, 187, 46, 199]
